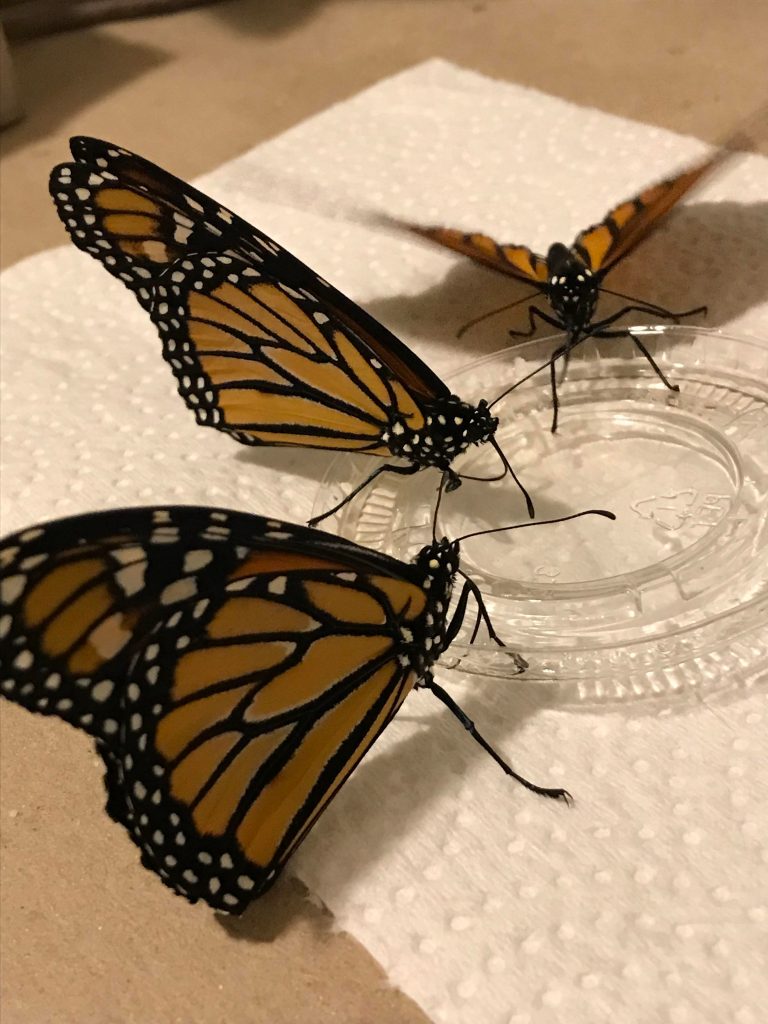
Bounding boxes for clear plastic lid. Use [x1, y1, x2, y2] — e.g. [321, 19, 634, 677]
[313, 326, 768, 703]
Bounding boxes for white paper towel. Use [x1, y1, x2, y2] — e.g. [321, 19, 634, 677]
[1, 61, 767, 1024]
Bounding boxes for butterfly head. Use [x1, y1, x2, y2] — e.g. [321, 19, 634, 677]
[546, 244, 599, 331]
[416, 536, 461, 583]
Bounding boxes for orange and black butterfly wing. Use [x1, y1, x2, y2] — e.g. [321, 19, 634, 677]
[51, 138, 449, 399]
[404, 223, 549, 286]
[0, 507, 243, 738]
[1, 517, 148, 737]
[49, 147, 232, 314]
[572, 145, 736, 275]
[0, 506, 431, 912]
[152, 251, 429, 452]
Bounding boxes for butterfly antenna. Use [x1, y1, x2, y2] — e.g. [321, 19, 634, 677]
[457, 437, 534, 518]
[457, 290, 541, 340]
[455, 507, 615, 544]
[488, 352, 559, 410]
[492, 437, 534, 519]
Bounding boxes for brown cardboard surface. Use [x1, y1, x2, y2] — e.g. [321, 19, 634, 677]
[1, 2, 766, 1022]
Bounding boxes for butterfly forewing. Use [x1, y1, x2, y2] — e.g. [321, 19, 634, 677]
[572, 146, 734, 275]
[0, 506, 432, 911]
[0, 511, 225, 740]
[153, 251, 427, 452]
[51, 138, 449, 401]
[50, 139, 262, 311]
[406, 224, 549, 285]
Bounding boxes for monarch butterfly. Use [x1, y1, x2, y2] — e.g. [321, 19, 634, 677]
[402, 131, 752, 431]
[49, 138, 532, 524]
[0, 502, 612, 913]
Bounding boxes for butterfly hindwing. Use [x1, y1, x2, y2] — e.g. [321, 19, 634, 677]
[153, 251, 428, 452]
[0, 506, 431, 912]
[572, 146, 733, 275]
[405, 224, 549, 285]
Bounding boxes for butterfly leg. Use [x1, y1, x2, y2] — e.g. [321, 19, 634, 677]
[549, 350, 562, 433]
[629, 332, 680, 392]
[558, 329, 584, 387]
[489, 326, 592, 433]
[590, 301, 705, 334]
[628, 300, 707, 322]
[444, 469, 462, 493]
[496, 334, 571, 433]
[308, 462, 421, 527]
[593, 327, 680, 392]
[423, 677, 572, 802]
[445, 577, 497, 646]
[548, 331, 602, 430]
[598, 288, 708, 323]
[518, 338, 568, 433]
[448, 577, 528, 672]
[653, 301, 708, 322]
[508, 306, 562, 339]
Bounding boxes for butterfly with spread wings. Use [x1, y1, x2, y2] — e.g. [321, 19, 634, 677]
[49, 138, 532, 523]
[0, 504, 612, 913]
[403, 134, 752, 431]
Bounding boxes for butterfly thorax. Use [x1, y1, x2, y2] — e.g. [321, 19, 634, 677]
[384, 396, 497, 472]
[545, 243, 599, 332]
[402, 538, 460, 676]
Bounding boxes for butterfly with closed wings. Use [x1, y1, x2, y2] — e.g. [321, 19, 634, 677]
[49, 138, 532, 523]
[403, 131, 756, 431]
[0, 503, 613, 913]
